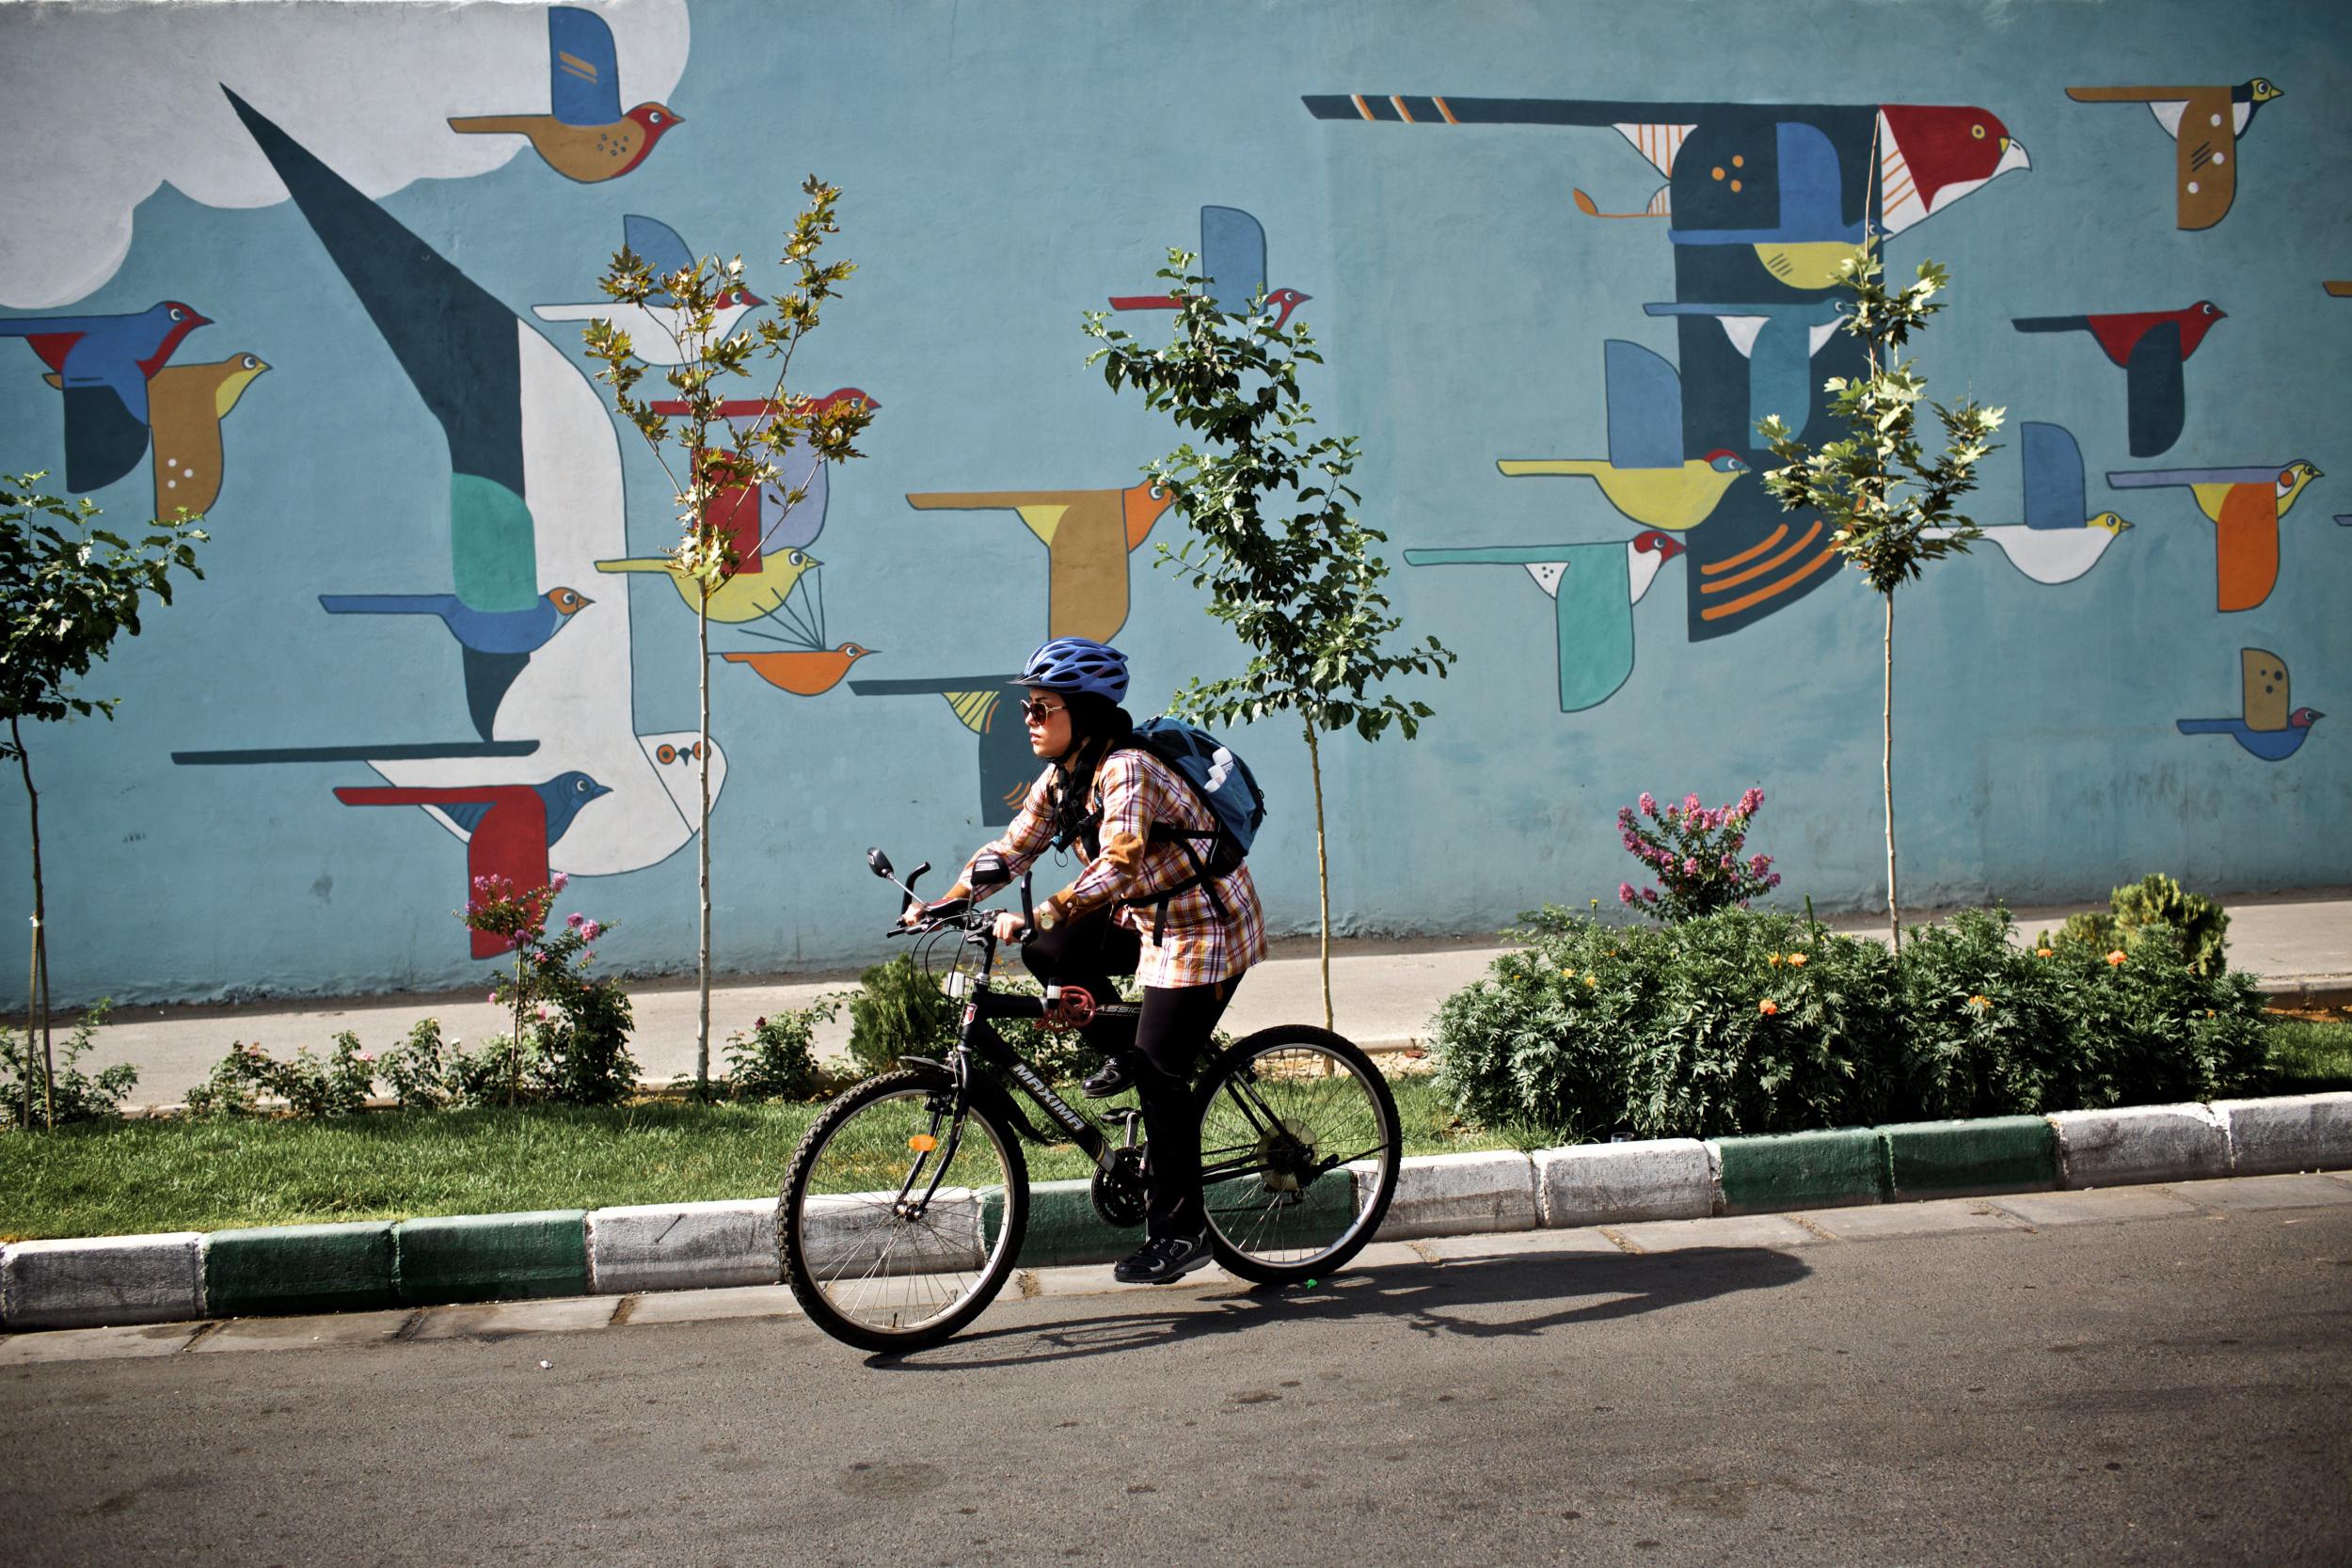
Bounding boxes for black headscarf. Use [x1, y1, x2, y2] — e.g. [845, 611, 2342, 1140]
[1048, 691, 1134, 854]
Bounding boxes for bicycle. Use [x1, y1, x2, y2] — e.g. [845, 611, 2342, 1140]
[775, 847, 1403, 1352]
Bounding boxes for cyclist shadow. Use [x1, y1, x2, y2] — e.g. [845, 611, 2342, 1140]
[866, 1243, 1813, 1370]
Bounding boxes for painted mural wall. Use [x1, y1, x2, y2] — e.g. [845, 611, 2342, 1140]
[2, 0, 2346, 1006]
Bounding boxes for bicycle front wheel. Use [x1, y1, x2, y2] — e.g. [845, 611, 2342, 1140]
[778, 1067, 1028, 1352]
[1195, 1026, 1401, 1285]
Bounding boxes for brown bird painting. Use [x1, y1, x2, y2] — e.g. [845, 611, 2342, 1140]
[47, 350, 268, 519]
[448, 6, 681, 183]
[904, 483, 1173, 642]
[2067, 78, 2282, 230]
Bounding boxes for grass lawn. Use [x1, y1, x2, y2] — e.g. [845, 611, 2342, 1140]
[2260, 1013, 2352, 1096]
[6, 1018, 2344, 1243]
[0, 1073, 1516, 1242]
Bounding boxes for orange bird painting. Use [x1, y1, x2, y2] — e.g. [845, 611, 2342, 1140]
[2107, 460, 2323, 612]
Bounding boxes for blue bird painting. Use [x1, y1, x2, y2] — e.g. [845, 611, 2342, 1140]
[2176, 648, 2322, 761]
[1, 301, 211, 492]
[318, 586, 592, 656]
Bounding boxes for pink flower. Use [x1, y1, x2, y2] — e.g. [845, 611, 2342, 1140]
[1683, 857, 1701, 877]
[1638, 792, 1658, 817]
[357, 1052, 375, 1063]
[566, 912, 584, 928]
[755, 1017, 768, 1030]
[1720, 852, 1736, 870]
[582, 950, 595, 962]
[1740, 786, 1764, 815]
[488, 990, 500, 1005]
[549, 870, 569, 892]
[1766, 873, 1783, 889]
[1641, 887, 1659, 904]
[1748, 853, 1772, 875]
[1683, 792, 1703, 816]
[536, 1004, 551, 1021]
[581, 920, 602, 942]
[1618, 882, 1639, 904]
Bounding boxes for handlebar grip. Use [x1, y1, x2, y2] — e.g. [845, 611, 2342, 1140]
[1021, 869, 1035, 931]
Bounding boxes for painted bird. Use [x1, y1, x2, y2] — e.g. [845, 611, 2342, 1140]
[1927, 422, 2132, 585]
[2176, 648, 2322, 762]
[718, 642, 876, 697]
[530, 214, 761, 365]
[2012, 302, 2224, 457]
[904, 483, 1174, 642]
[47, 350, 270, 520]
[1405, 531, 1683, 712]
[650, 388, 873, 555]
[2067, 79, 2281, 230]
[2106, 459, 2322, 612]
[1498, 340, 1749, 531]
[229, 92, 729, 893]
[596, 542, 820, 624]
[849, 673, 1036, 825]
[2, 300, 210, 492]
[1110, 206, 1311, 327]
[334, 771, 611, 958]
[448, 6, 681, 182]
[1335, 96, 2028, 275]
[230, 87, 614, 745]
[319, 586, 592, 655]
[1643, 299, 1842, 440]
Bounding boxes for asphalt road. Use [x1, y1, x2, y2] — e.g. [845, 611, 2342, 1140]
[7, 1201, 2349, 1567]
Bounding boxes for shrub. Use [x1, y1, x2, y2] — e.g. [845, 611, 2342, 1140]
[2039, 873, 2229, 979]
[184, 1031, 376, 1118]
[846, 953, 959, 1075]
[1437, 904, 2268, 1139]
[1615, 788, 1781, 922]
[723, 998, 841, 1101]
[3, 1001, 139, 1127]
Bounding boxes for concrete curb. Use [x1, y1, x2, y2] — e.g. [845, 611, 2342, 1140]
[7, 1091, 2352, 1334]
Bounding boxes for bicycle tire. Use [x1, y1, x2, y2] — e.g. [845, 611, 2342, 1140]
[778, 1067, 1028, 1352]
[1194, 1025, 1401, 1286]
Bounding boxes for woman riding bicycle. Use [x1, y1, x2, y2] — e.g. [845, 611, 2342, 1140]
[909, 636, 1267, 1284]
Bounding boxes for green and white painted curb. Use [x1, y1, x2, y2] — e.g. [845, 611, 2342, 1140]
[4, 1091, 2348, 1333]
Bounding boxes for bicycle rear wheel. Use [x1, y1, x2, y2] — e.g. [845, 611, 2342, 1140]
[1195, 1026, 1401, 1285]
[778, 1067, 1028, 1352]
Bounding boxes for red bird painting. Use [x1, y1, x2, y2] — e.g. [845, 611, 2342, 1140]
[2012, 301, 2224, 456]
[334, 772, 609, 958]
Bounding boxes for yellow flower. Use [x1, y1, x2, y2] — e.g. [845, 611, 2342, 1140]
[2106, 950, 2127, 967]
[1966, 994, 1991, 1012]
[1758, 998, 1780, 1016]
[1768, 952, 1784, 967]
[1583, 974, 1597, 989]
[1787, 952, 1807, 967]
[2036, 947, 2055, 958]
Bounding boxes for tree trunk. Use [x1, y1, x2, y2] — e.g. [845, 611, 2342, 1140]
[13, 716, 52, 1130]
[1883, 591, 1899, 955]
[1303, 719, 1332, 1035]
[696, 576, 713, 1098]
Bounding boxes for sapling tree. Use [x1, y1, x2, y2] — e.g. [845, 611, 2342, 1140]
[1, 475, 206, 1129]
[1084, 255, 1455, 1028]
[1756, 252, 2003, 952]
[580, 176, 874, 1096]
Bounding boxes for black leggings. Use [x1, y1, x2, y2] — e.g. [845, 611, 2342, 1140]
[1023, 910, 1236, 1239]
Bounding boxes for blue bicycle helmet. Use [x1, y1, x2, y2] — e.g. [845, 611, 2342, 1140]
[1021, 637, 1129, 703]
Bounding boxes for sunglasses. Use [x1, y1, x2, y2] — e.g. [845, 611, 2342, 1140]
[1018, 697, 1069, 723]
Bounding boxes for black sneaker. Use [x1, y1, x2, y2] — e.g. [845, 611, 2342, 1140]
[1113, 1231, 1215, 1285]
[1080, 1054, 1135, 1098]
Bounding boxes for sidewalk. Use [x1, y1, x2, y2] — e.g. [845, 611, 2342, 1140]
[65, 887, 2352, 1109]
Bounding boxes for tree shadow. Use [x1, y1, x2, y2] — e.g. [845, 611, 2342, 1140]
[866, 1243, 1811, 1371]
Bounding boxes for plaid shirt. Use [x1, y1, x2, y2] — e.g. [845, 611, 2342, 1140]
[962, 749, 1267, 990]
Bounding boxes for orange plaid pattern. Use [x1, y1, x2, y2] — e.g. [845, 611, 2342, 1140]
[963, 750, 1266, 989]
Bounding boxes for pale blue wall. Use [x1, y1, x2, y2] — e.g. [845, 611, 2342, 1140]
[3, 0, 2347, 1005]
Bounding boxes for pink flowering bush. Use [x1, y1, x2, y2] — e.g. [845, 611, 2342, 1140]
[1617, 786, 1781, 924]
[458, 872, 637, 1106]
